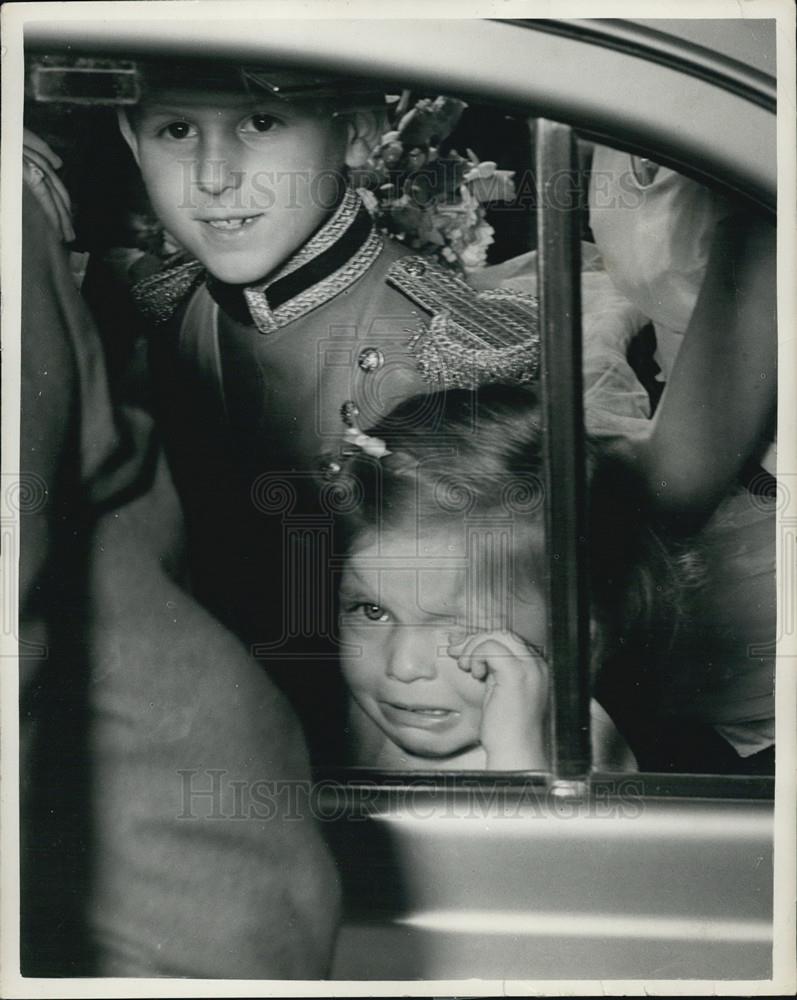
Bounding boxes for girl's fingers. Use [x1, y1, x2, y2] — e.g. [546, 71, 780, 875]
[446, 628, 469, 654]
[471, 639, 523, 682]
[448, 629, 542, 683]
[450, 643, 488, 680]
[471, 656, 488, 681]
[468, 631, 531, 665]
[447, 630, 482, 663]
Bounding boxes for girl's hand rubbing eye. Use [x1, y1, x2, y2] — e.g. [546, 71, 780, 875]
[449, 629, 550, 770]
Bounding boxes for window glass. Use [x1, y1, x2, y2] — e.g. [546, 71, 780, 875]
[22, 55, 775, 785]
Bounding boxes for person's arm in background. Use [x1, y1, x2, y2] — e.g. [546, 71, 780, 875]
[20, 166, 340, 977]
[626, 214, 776, 527]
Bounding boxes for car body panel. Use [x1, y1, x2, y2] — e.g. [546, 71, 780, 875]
[322, 783, 773, 979]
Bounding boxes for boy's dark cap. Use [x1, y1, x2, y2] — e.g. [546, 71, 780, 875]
[136, 60, 385, 111]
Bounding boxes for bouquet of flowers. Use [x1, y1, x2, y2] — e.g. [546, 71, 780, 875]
[355, 94, 516, 272]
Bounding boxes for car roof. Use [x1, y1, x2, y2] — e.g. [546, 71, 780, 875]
[627, 17, 776, 76]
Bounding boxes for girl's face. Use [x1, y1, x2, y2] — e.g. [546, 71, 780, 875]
[339, 521, 548, 761]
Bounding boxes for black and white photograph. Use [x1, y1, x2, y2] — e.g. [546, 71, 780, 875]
[1, 1, 795, 994]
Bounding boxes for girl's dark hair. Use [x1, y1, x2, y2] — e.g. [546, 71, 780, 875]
[333, 384, 703, 671]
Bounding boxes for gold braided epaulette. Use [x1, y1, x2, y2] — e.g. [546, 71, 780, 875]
[387, 255, 540, 389]
[131, 258, 205, 324]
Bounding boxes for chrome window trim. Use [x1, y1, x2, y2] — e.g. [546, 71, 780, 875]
[314, 769, 775, 802]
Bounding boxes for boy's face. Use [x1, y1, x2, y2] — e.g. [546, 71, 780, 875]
[339, 522, 548, 762]
[120, 86, 355, 284]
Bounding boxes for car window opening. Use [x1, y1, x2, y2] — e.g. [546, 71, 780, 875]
[20, 53, 777, 791]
